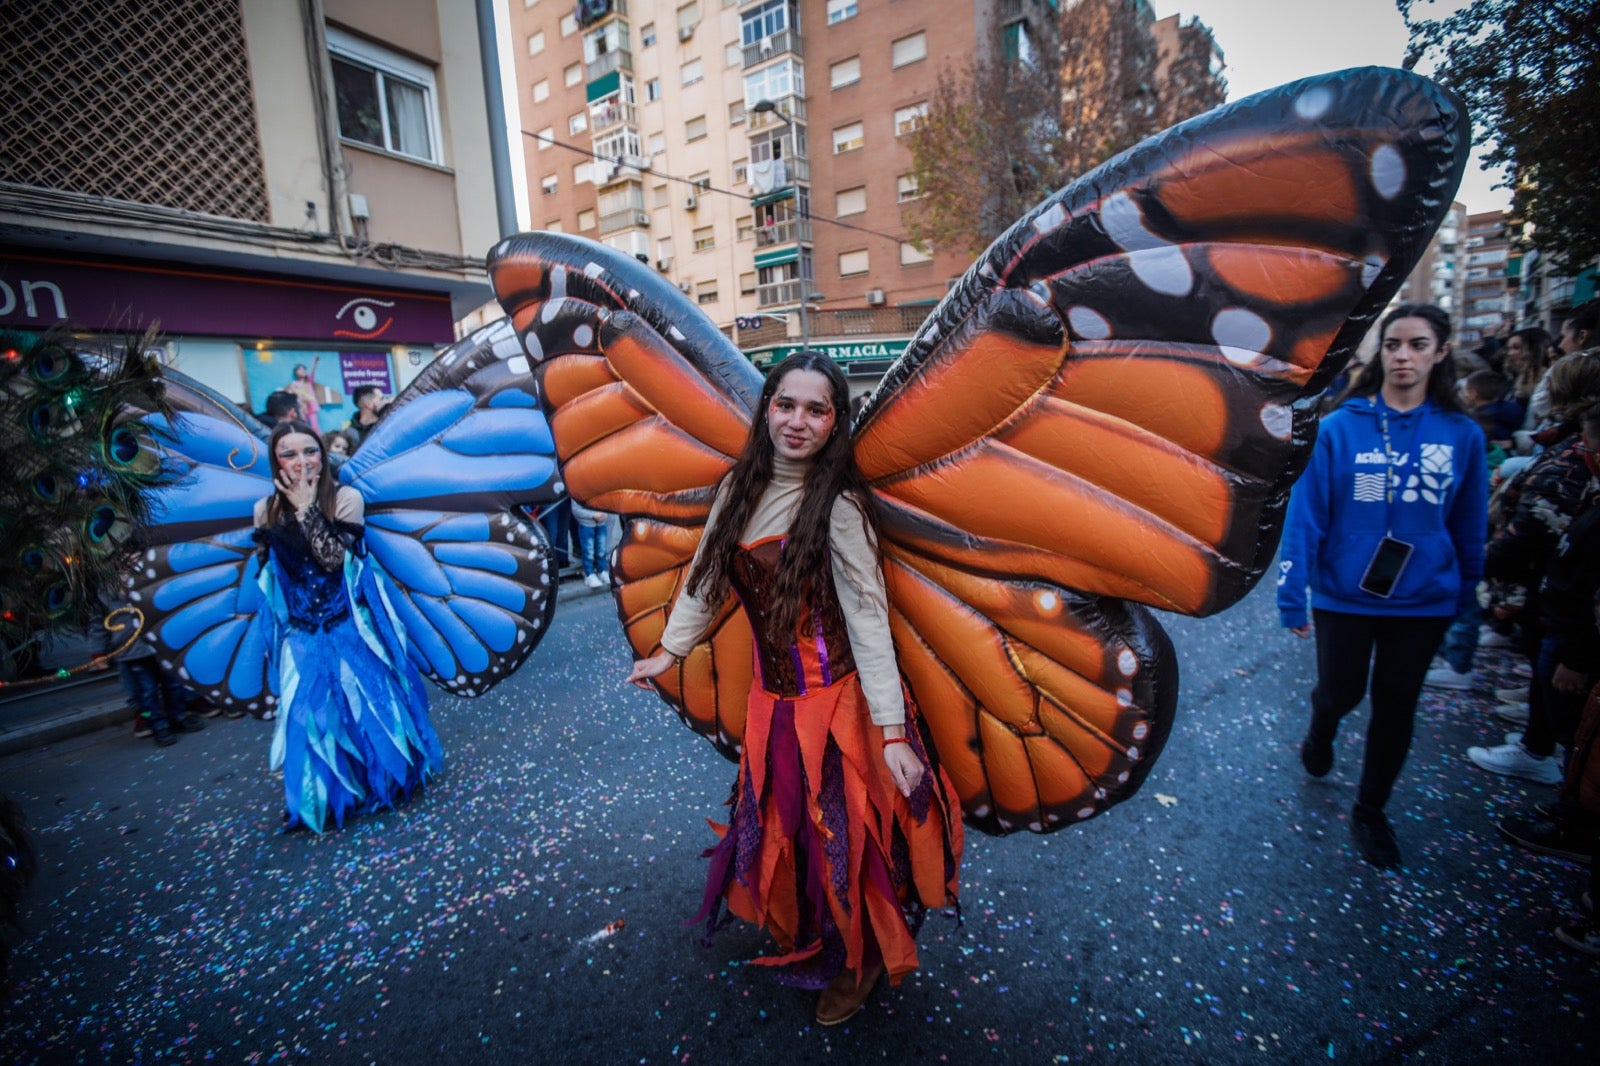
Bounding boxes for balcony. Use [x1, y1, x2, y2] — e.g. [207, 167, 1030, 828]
[586, 48, 632, 83]
[599, 208, 650, 236]
[808, 306, 931, 337]
[757, 279, 807, 307]
[576, 0, 628, 29]
[590, 99, 637, 134]
[595, 157, 648, 186]
[754, 217, 812, 247]
[743, 28, 801, 68]
[748, 95, 806, 131]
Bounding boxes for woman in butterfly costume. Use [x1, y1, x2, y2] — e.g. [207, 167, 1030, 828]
[626, 352, 962, 1024]
[493, 66, 1469, 1016]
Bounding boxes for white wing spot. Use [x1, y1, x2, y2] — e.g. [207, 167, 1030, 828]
[1362, 254, 1386, 288]
[1028, 821, 1043, 832]
[971, 804, 991, 819]
[1031, 203, 1067, 235]
[523, 332, 545, 360]
[1117, 771, 1130, 783]
[573, 324, 594, 347]
[584, 262, 604, 278]
[1213, 307, 1272, 355]
[1127, 745, 1141, 759]
[668, 326, 686, 341]
[1076, 807, 1096, 820]
[1129, 247, 1194, 297]
[1101, 191, 1162, 251]
[1132, 722, 1149, 740]
[1260, 403, 1294, 441]
[1370, 144, 1405, 200]
[508, 355, 530, 375]
[553, 481, 564, 494]
[1116, 687, 1133, 707]
[1117, 648, 1137, 676]
[1068, 306, 1112, 340]
[1035, 590, 1060, 613]
[1294, 86, 1334, 121]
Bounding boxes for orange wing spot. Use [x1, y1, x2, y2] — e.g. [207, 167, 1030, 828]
[550, 382, 653, 459]
[604, 330, 753, 459]
[542, 353, 619, 409]
[1050, 359, 1228, 458]
[1290, 327, 1344, 373]
[1205, 246, 1359, 311]
[1159, 145, 1358, 226]
[856, 327, 1065, 482]
[1000, 395, 1233, 546]
[492, 261, 547, 304]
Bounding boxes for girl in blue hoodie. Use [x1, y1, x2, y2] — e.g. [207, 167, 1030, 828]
[1279, 304, 1488, 869]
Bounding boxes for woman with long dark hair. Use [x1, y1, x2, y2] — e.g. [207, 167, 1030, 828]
[254, 420, 441, 832]
[1278, 304, 1488, 868]
[625, 352, 962, 1025]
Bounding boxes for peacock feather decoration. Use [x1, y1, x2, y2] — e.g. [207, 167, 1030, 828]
[0, 329, 170, 672]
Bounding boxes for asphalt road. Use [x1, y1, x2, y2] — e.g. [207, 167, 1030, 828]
[1, 575, 1595, 1064]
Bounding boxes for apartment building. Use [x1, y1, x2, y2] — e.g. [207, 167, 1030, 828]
[511, 0, 1057, 382]
[1398, 200, 1468, 339]
[0, 0, 510, 418]
[1458, 210, 1511, 346]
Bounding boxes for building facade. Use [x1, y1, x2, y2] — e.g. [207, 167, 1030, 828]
[1, 0, 511, 419]
[1397, 200, 1468, 340]
[1458, 209, 1511, 347]
[509, 0, 1059, 386]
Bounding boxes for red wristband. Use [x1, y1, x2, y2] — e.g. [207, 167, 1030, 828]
[882, 737, 909, 749]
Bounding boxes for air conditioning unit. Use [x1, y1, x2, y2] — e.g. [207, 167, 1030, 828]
[865, 289, 887, 306]
[677, 24, 694, 42]
[656, 258, 672, 272]
[677, 280, 693, 293]
[685, 193, 699, 210]
[633, 211, 649, 226]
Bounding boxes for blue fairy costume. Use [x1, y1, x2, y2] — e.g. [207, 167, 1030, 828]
[254, 487, 441, 832]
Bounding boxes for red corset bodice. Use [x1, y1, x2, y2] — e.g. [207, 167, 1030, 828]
[727, 536, 857, 697]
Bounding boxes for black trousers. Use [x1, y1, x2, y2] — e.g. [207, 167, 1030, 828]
[1308, 609, 1452, 814]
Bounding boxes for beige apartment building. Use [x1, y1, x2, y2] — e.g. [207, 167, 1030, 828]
[511, 0, 1057, 380]
[1, 0, 510, 415]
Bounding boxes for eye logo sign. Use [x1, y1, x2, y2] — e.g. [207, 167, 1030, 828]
[334, 296, 396, 339]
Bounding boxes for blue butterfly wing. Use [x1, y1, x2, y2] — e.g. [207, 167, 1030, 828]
[341, 318, 562, 696]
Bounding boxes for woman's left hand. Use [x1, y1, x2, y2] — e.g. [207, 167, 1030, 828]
[1552, 664, 1590, 694]
[883, 742, 924, 798]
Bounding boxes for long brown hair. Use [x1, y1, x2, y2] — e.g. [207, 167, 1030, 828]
[263, 420, 339, 528]
[685, 353, 879, 642]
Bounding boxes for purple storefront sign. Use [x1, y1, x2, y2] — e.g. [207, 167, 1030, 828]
[0, 249, 456, 344]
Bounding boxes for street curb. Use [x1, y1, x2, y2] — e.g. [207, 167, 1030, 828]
[0, 693, 129, 758]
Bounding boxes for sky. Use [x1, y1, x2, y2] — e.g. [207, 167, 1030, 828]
[1149, 0, 1509, 216]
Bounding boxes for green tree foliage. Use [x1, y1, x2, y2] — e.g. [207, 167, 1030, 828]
[1401, 0, 1600, 273]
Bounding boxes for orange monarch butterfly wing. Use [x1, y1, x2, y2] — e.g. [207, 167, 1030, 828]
[490, 233, 763, 758]
[854, 67, 1469, 834]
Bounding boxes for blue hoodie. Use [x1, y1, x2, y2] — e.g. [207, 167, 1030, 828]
[1277, 395, 1487, 629]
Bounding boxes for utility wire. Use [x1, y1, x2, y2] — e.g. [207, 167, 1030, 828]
[521, 128, 916, 246]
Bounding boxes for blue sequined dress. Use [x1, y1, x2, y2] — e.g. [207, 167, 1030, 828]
[255, 508, 441, 832]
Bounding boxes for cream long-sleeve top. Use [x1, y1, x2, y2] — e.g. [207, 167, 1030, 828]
[658, 456, 907, 727]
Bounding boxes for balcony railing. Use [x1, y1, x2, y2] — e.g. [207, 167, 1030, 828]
[743, 28, 801, 68]
[599, 207, 650, 236]
[747, 95, 806, 131]
[757, 279, 807, 308]
[586, 49, 632, 82]
[754, 217, 812, 247]
[590, 99, 637, 134]
[595, 159, 647, 186]
[807, 306, 930, 338]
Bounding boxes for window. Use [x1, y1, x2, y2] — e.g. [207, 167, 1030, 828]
[900, 241, 933, 265]
[641, 22, 657, 47]
[329, 28, 441, 162]
[527, 31, 546, 56]
[830, 56, 860, 89]
[541, 175, 558, 195]
[560, 11, 578, 35]
[1003, 21, 1033, 66]
[569, 111, 588, 135]
[726, 42, 742, 67]
[732, 158, 748, 185]
[685, 115, 707, 141]
[740, 272, 757, 295]
[836, 186, 866, 216]
[689, 170, 711, 190]
[677, 2, 699, 34]
[736, 216, 754, 241]
[657, 236, 674, 262]
[536, 126, 554, 150]
[578, 208, 597, 231]
[743, 58, 803, 109]
[891, 31, 927, 68]
[729, 100, 747, 125]
[648, 132, 666, 154]
[574, 161, 593, 184]
[896, 173, 920, 201]
[696, 279, 719, 305]
[532, 78, 550, 103]
[839, 249, 870, 277]
[681, 58, 704, 86]
[545, 219, 564, 234]
[827, 0, 858, 25]
[645, 77, 661, 101]
[694, 226, 715, 251]
[894, 102, 929, 137]
[832, 121, 864, 154]
[741, 0, 792, 47]
[565, 62, 583, 87]
[652, 183, 671, 208]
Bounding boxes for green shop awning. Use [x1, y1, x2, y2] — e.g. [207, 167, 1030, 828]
[586, 70, 620, 103]
[750, 185, 795, 208]
[1574, 265, 1598, 305]
[748, 338, 912, 368]
[753, 247, 800, 269]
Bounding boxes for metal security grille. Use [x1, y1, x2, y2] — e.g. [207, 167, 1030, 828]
[0, 0, 270, 222]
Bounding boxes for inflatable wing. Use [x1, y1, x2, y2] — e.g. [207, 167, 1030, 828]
[493, 67, 1469, 833]
[126, 319, 563, 712]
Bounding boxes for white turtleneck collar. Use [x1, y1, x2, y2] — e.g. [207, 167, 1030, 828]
[770, 455, 810, 485]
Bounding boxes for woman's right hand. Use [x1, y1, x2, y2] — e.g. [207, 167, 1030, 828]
[625, 651, 676, 689]
[1287, 624, 1311, 639]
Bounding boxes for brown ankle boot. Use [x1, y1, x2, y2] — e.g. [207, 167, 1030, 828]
[815, 963, 883, 1026]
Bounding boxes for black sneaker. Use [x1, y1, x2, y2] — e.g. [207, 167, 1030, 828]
[1496, 816, 1599, 863]
[1350, 807, 1401, 869]
[1555, 919, 1600, 958]
[132, 716, 154, 739]
[151, 727, 177, 748]
[1300, 732, 1333, 778]
[170, 714, 205, 734]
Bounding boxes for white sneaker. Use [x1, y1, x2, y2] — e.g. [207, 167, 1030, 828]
[584, 573, 602, 589]
[1467, 742, 1563, 785]
[1424, 665, 1475, 690]
[599, 570, 611, 584]
[1495, 702, 1531, 725]
[1478, 626, 1515, 648]
[1496, 685, 1529, 703]
[1509, 661, 1532, 678]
